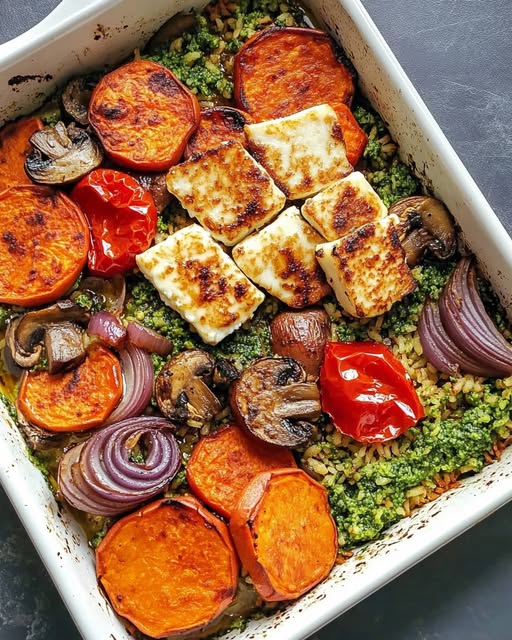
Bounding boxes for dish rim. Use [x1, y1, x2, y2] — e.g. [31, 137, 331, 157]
[0, 1, 512, 639]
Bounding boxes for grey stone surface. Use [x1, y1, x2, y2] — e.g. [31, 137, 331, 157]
[0, 1, 511, 639]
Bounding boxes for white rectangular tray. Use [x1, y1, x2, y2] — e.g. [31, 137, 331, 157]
[1, 1, 511, 639]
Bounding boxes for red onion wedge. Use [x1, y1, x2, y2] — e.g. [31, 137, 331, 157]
[126, 321, 173, 356]
[419, 257, 512, 378]
[419, 300, 501, 378]
[87, 311, 127, 348]
[58, 416, 180, 516]
[105, 343, 154, 425]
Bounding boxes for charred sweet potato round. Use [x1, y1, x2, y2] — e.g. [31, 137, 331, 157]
[89, 60, 200, 171]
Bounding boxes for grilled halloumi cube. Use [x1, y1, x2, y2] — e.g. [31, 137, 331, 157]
[315, 214, 416, 318]
[166, 141, 286, 246]
[301, 171, 388, 241]
[135, 224, 265, 345]
[245, 104, 353, 200]
[232, 206, 331, 308]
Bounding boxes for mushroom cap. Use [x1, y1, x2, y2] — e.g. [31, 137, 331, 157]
[390, 195, 456, 265]
[155, 349, 222, 425]
[25, 121, 103, 185]
[229, 357, 321, 447]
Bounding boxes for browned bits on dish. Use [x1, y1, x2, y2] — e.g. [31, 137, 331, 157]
[233, 27, 355, 121]
[88, 60, 200, 171]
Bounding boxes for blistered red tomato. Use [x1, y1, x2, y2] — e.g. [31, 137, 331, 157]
[71, 169, 157, 276]
[320, 341, 424, 443]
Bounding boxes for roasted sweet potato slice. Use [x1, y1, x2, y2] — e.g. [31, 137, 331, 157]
[230, 468, 338, 601]
[233, 27, 355, 122]
[186, 423, 296, 518]
[0, 117, 43, 192]
[332, 102, 368, 167]
[89, 60, 200, 171]
[17, 343, 123, 432]
[184, 106, 253, 159]
[96, 496, 239, 638]
[0, 185, 89, 306]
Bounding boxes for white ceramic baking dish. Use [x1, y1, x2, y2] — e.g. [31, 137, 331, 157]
[1, 1, 512, 639]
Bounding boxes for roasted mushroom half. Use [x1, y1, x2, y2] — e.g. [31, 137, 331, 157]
[155, 349, 222, 425]
[5, 300, 90, 374]
[62, 77, 95, 126]
[390, 195, 456, 266]
[132, 172, 172, 214]
[25, 121, 103, 185]
[270, 308, 331, 379]
[229, 357, 321, 447]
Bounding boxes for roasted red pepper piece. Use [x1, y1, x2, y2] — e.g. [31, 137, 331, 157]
[320, 341, 424, 443]
[71, 168, 157, 277]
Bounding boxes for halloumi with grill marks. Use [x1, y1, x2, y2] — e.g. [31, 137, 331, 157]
[135, 224, 265, 345]
[245, 104, 353, 200]
[301, 171, 388, 241]
[166, 140, 286, 246]
[315, 214, 416, 318]
[232, 206, 331, 308]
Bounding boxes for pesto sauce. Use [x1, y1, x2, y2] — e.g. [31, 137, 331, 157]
[328, 381, 512, 546]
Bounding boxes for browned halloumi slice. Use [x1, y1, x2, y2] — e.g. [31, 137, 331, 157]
[166, 141, 286, 246]
[301, 171, 388, 241]
[244, 104, 353, 200]
[232, 206, 331, 308]
[315, 214, 416, 318]
[135, 224, 265, 345]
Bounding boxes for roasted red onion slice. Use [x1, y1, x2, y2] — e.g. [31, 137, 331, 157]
[58, 416, 180, 516]
[105, 343, 154, 425]
[87, 311, 127, 348]
[419, 257, 512, 378]
[419, 300, 501, 377]
[126, 320, 173, 356]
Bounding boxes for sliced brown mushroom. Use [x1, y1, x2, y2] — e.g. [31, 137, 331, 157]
[229, 357, 321, 447]
[5, 300, 90, 374]
[145, 13, 197, 54]
[132, 172, 172, 213]
[212, 357, 239, 388]
[62, 77, 95, 126]
[390, 195, 456, 266]
[25, 121, 103, 185]
[44, 322, 87, 374]
[155, 349, 222, 425]
[270, 308, 331, 379]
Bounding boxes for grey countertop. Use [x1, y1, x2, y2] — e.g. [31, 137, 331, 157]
[0, 1, 511, 639]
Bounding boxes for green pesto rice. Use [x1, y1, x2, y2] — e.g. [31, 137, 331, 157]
[1, 0, 512, 635]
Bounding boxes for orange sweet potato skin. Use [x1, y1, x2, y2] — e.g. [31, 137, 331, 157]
[96, 497, 240, 639]
[184, 106, 253, 159]
[0, 117, 43, 192]
[17, 344, 122, 432]
[233, 27, 355, 122]
[229, 468, 338, 601]
[89, 60, 200, 171]
[186, 423, 296, 518]
[332, 102, 368, 167]
[0, 185, 89, 306]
